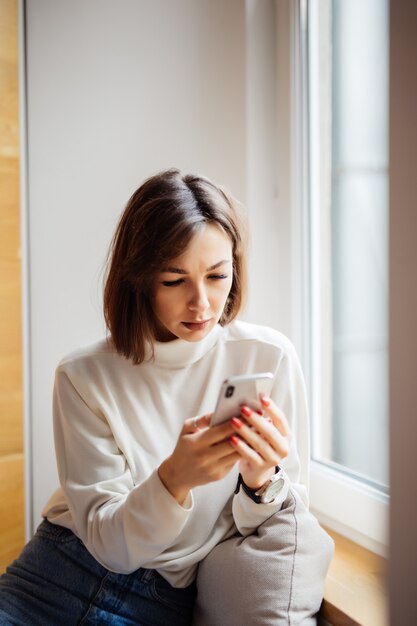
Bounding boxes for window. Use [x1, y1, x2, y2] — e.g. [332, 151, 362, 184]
[298, 0, 389, 553]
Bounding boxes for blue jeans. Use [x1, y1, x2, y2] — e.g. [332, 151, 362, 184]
[0, 520, 196, 625]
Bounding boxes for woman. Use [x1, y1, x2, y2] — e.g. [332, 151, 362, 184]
[0, 169, 331, 625]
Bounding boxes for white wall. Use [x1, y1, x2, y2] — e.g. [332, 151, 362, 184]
[23, 0, 291, 529]
[244, 0, 295, 339]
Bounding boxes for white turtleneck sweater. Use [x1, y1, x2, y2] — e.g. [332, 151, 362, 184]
[42, 320, 310, 587]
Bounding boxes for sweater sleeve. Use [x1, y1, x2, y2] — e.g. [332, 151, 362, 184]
[52, 366, 193, 574]
[232, 338, 310, 535]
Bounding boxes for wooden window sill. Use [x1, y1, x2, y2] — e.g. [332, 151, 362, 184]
[318, 528, 388, 626]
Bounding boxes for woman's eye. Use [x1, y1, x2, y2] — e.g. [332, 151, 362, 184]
[162, 279, 184, 287]
[208, 274, 228, 280]
[161, 274, 228, 287]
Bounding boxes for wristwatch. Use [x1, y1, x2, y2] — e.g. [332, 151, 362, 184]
[235, 467, 286, 504]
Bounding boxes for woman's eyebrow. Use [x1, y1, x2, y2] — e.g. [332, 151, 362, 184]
[161, 260, 231, 274]
[162, 266, 188, 275]
[207, 260, 231, 271]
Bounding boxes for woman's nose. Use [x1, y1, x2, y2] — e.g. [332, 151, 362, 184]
[188, 284, 209, 312]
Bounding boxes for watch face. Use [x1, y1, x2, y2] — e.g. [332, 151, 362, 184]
[261, 477, 285, 503]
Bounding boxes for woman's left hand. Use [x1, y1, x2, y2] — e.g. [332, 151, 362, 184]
[229, 395, 292, 490]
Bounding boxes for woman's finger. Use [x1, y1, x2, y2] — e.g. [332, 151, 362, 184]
[207, 440, 241, 463]
[183, 414, 235, 447]
[228, 435, 266, 467]
[233, 413, 287, 462]
[230, 417, 280, 464]
[199, 419, 235, 444]
[259, 395, 292, 437]
[183, 413, 212, 434]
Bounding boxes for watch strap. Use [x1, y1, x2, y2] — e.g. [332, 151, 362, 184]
[234, 466, 281, 504]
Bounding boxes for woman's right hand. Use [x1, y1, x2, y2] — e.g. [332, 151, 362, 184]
[158, 415, 240, 505]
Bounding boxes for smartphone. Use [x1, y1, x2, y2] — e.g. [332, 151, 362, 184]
[210, 372, 274, 426]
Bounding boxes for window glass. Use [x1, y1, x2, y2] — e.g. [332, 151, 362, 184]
[307, 0, 389, 489]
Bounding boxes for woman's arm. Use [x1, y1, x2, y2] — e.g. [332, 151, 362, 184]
[53, 367, 195, 573]
[52, 366, 240, 573]
[230, 339, 310, 534]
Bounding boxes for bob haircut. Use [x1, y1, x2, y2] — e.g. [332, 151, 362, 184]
[103, 168, 248, 364]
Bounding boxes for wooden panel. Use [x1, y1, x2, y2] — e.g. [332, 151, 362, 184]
[319, 600, 362, 626]
[0, 0, 19, 158]
[0, 158, 23, 457]
[0, 0, 24, 570]
[0, 454, 25, 573]
[322, 528, 388, 626]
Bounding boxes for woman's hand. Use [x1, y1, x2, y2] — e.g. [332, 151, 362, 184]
[229, 395, 292, 490]
[158, 414, 240, 505]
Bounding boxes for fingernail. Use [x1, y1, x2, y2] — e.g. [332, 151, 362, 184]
[256, 410, 263, 416]
[241, 405, 252, 417]
[230, 435, 240, 446]
[260, 396, 270, 407]
[231, 417, 243, 429]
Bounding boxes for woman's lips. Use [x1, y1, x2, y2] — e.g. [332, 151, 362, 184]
[182, 320, 211, 331]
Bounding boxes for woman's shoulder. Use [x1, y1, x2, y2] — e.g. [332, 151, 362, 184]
[223, 319, 296, 353]
[56, 337, 119, 373]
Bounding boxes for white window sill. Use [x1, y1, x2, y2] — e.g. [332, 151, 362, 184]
[310, 460, 389, 558]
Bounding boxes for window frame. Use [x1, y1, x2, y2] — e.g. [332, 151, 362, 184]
[291, 0, 389, 556]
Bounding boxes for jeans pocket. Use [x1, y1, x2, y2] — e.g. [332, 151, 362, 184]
[151, 573, 197, 610]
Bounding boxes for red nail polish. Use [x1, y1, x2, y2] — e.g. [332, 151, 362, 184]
[231, 417, 243, 429]
[256, 410, 263, 416]
[260, 396, 270, 407]
[241, 405, 252, 417]
[230, 435, 240, 446]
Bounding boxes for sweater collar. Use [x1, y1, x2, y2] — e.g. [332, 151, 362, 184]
[145, 323, 224, 368]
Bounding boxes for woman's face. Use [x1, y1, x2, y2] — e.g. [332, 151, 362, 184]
[152, 223, 234, 342]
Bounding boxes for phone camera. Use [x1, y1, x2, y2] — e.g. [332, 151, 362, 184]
[225, 385, 235, 398]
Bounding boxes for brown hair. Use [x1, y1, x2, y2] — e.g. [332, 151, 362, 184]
[103, 168, 248, 364]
